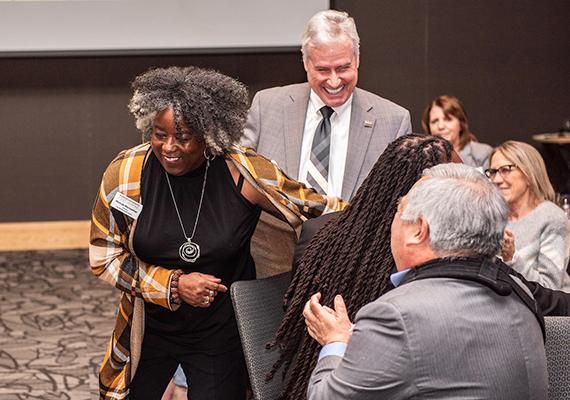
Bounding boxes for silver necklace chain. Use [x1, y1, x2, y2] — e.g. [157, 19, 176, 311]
[164, 156, 211, 262]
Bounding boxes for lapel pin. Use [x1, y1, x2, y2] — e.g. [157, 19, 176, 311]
[364, 120, 374, 128]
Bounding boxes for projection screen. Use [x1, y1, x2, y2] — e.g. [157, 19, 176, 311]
[0, 0, 329, 56]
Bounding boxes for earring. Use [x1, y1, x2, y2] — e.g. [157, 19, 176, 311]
[203, 148, 215, 161]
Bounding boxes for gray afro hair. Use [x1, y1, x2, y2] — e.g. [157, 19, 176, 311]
[128, 66, 249, 155]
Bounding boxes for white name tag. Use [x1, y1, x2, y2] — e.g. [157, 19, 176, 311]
[110, 192, 143, 220]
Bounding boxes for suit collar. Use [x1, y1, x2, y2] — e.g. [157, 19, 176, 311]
[283, 84, 311, 178]
[284, 85, 375, 199]
[342, 88, 376, 199]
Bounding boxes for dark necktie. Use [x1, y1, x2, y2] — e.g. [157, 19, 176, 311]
[307, 106, 334, 195]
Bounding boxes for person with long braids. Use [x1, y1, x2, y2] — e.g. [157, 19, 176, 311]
[269, 134, 454, 399]
[271, 134, 570, 399]
[304, 163, 548, 399]
[89, 66, 345, 400]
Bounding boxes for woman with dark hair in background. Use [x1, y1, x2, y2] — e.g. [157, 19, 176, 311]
[89, 66, 345, 400]
[422, 95, 493, 168]
[270, 134, 455, 399]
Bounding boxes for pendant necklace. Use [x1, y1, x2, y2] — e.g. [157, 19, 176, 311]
[164, 153, 213, 263]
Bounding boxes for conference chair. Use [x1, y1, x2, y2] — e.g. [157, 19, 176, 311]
[231, 272, 291, 400]
[544, 316, 570, 400]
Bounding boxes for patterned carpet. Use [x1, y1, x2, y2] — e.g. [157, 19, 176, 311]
[0, 249, 118, 399]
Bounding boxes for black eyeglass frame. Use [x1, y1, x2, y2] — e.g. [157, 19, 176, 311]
[484, 164, 518, 178]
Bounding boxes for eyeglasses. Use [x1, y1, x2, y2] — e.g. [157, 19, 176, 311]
[484, 164, 518, 178]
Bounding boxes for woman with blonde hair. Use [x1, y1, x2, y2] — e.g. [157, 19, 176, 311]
[422, 95, 493, 168]
[487, 140, 570, 291]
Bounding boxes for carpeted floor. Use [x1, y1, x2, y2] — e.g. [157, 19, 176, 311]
[0, 249, 118, 399]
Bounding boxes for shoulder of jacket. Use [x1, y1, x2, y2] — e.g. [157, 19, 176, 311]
[103, 142, 150, 186]
[110, 142, 150, 164]
[254, 82, 309, 99]
[354, 87, 409, 115]
[227, 145, 275, 171]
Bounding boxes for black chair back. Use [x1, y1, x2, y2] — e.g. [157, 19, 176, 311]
[545, 316, 570, 400]
[231, 272, 291, 400]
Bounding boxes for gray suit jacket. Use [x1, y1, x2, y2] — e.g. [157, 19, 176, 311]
[242, 83, 411, 200]
[308, 271, 548, 399]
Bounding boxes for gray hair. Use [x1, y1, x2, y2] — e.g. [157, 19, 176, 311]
[401, 163, 509, 259]
[301, 10, 360, 61]
[128, 66, 249, 155]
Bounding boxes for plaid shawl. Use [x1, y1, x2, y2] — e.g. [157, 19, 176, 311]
[89, 143, 346, 399]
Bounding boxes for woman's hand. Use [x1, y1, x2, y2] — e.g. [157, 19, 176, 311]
[178, 272, 228, 308]
[501, 228, 515, 262]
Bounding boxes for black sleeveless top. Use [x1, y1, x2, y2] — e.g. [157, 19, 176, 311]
[133, 152, 261, 353]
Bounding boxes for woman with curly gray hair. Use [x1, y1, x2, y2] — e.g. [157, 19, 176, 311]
[89, 66, 345, 400]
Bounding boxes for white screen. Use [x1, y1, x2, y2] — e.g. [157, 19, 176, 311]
[0, 0, 329, 55]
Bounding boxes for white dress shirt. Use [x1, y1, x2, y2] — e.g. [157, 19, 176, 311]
[298, 90, 353, 198]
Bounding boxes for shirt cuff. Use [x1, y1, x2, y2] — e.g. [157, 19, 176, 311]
[318, 342, 348, 361]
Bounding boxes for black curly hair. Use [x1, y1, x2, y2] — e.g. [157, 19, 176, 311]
[128, 66, 249, 155]
[269, 134, 454, 399]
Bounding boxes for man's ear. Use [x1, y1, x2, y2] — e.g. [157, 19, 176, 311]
[408, 217, 429, 246]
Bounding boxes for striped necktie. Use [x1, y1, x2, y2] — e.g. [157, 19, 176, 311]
[307, 106, 334, 195]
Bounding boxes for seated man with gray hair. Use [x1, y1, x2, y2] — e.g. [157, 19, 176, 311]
[303, 163, 548, 400]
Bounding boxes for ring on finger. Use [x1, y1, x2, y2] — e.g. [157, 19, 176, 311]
[203, 296, 209, 304]
[209, 290, 215, 297]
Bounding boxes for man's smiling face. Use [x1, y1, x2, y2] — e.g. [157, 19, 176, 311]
[303, 40, 359, 108]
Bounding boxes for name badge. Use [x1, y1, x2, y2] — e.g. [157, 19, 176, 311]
[110, 192, 143, 220]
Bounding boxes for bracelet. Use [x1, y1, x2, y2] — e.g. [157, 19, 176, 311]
[169, 269, 184, 306]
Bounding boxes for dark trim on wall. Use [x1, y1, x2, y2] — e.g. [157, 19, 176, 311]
[0, 46, 301, 59]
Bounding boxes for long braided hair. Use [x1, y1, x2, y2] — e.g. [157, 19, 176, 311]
[270, 134, 453, 399]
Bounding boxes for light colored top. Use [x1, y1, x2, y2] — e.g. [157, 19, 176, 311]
[459, 140, 493, 169]
[299, 90, 352, 197]
[507, 201, 570, 292]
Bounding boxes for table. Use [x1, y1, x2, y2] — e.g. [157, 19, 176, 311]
[533, 132, 570, 193]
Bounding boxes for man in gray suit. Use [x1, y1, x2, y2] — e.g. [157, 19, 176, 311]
[304, 163, 548, 399]
[244, 10, 411, 277]
[243, 10, 411, 200]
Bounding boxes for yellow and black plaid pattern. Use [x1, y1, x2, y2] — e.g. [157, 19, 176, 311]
[90, 143, 347, 399]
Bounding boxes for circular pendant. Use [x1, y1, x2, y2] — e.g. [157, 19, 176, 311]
[179, 240, 200, 263]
